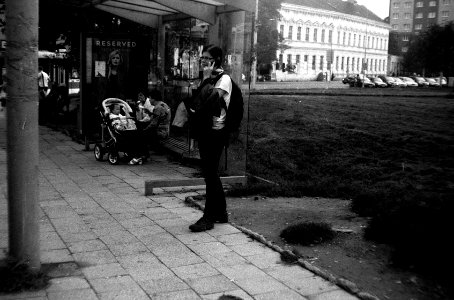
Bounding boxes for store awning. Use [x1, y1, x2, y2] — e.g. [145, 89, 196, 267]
[53, 0, 256, 28]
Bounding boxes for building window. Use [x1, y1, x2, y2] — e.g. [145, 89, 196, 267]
[341, 57, 344, 70]
[313, 28, 318, 42]
[280, 25, 284, 36]
[305, 28, 310, 41]
[416, 12, 423, 18]
[287, 54, 292, 65]
[337, 31, 341, 44]
[279, 54, 283, 63]
[321, 29, 325, 43]
[297, 27, 302, 40]
[357, 57, 360, 71]
[403, 35, 409, 41]
[288, 26, 293, 39]
[312, 55, 316, 70]
[415, 24, 423, 30]
[328, 30, 333, 43]
[402, 47, 408, 52]
[352, 57, 355, 70]
[443, 0, 450, 5]
[296, 54, 300, 64]
[348, 33, 351, 46]
[404, 24, 411, 31]
[404, 13, 411, 19]
[416, 1, 423, 7]
[372, 37, 375, 48]
[343, 32, 346, 45]
[393, 13, 399, 19]
[404, 1, 411, 7]
[347, 57, 350, 71]
[392, 24, 398, 30]
[367, 36, 370, 48]
[442, 11, 449, 18]
[429, 1, 436, 6]
[320, 56, 324, 69]
[380, 38, 383, 49]
[428, 12, 436, 18]
[336, 56, 339, 69]
[393, 2, 400, 8]
[304, 55, 308, 62]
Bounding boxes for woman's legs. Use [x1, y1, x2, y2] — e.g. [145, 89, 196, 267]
[189, 129, 227, 231]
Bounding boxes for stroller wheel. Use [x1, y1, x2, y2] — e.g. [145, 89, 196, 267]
[108, 152, 119, 165]
[94, 144, 104, 161]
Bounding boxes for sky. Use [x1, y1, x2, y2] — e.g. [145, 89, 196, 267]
[355, 0, 390, 19]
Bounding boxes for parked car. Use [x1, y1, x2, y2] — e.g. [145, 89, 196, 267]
[378, 75, 397, 87]
[410, 76, 429, 87]
[353, 76, 375, 88]
[433, 77, 448, 86]
[368, 77, 387, 88]
[399, 77, 418, 87]
[425, 77, 440, 87]
[342, 75, 355, 84]
[393, 77, 407, 87]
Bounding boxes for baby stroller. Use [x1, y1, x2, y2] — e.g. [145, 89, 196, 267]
[94, 98, 145, 164]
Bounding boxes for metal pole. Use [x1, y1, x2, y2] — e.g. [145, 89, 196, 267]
[6, 0, 41, 272]
[250, 0, 258, 89]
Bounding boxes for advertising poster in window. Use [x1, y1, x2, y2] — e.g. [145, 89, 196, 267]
[83, 35, 151, 135]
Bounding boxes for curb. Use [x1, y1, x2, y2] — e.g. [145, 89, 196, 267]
[184, 195, 380, 300]
[249, 89, 453, 98]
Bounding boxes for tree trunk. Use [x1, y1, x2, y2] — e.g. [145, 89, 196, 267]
[6, 0, 41, 272]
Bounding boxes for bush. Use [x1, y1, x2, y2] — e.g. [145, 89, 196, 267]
[280, 221, 335, 245]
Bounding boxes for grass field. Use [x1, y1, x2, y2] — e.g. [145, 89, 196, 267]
[238, 93, 454, 282]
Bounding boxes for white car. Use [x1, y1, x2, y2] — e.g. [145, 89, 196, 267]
[400, 77, 418, 87]
[393, 77, 407, 87]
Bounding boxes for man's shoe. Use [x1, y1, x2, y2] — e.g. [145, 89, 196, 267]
[189, 217, 214, 232]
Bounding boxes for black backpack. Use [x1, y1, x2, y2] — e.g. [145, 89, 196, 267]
[222, 74, 244, 135]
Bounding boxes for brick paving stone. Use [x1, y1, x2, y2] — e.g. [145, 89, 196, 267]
[47, 289, 98, 300]
[128, 265, 175, 281]
[118, 216, 155, 229]
[254, 289, 308, 300]
[171, 262, 220, 280]
[199, 251, 247, 268]
[175, 232, 217, 245]
[67, 239, 107, 253]
[72, 249, 116, 265]
[230, 274, 289, 295]
[41, 249, 74, 264]
[152, 289, 202, 300]
[153, 217, 188, 228]
[229, 241, 272, 257]
[310, 289, 360, 300]
[245, 252, 285, 269]
[216, 233, 252, 246]
[81, 263, 128, 279]
[108, 242, 149, 256]
[207, 224, 242, 236]
[128, 225, 166, 238]
[138, 275, 189, 295]
[46, 277, 90, 291]
[201, 290, 254, 300]
[0, 290, 47, 299]
[185, 274, 239, 295]
[98, 288, 150, 300]
[59, 231, 98, 243]
[46, 262, 82, 278]
[98, 231, 140, 246]
[89, 275, 142, 294]
[187, 242, 232, 256]
[155, 252, 204, 268]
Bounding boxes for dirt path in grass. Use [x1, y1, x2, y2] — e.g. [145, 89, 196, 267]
[226, 196, 449, 300]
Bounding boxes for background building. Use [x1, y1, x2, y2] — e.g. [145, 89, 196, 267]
[389, 0, 454, 56]
[275, 0, 390, 81]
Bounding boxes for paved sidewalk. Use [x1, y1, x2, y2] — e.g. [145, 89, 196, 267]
[0, 108, 359, 299]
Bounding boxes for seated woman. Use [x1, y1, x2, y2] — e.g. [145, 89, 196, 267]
[141, 90, 171, 151]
